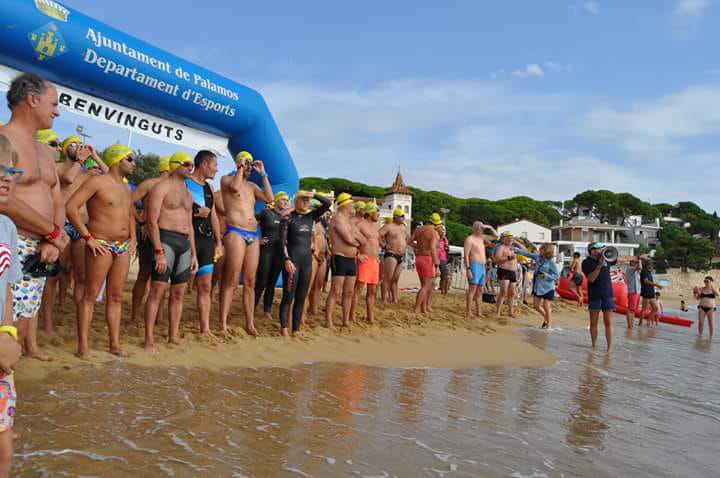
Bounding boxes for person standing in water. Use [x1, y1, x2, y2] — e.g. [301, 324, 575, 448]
[569, 252, 584, 305]
[639, 261, 662, 328]
[582, 242, 615, 352]
[516, 243, 560, 329]
[693, 276, 717, 338]
[254, 192, 289, 321]
[279, 190, 331, 337]
[66, 144, 136, 359]
[623, 257, 641, 329]
[218, 151, 273, 335]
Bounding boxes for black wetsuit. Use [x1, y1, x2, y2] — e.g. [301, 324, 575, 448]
[254, 207, 284, 314]
[279, 194, 331, 331]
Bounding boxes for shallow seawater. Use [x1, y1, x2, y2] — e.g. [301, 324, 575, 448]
[14, 312, 720, 477]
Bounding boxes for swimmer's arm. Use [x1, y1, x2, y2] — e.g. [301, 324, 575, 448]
[214, 191, 225, 216]
[188, 204, 197, 261]
[252, 175, 274, 203]
[52, 171, 66, 226]
[89, 147, 109, 174]
[310, 193, 331, 220]
[430, 231, 439, 266]
[131, 181, 151, 204]
[59, 161, 83, 184]
[515, 249, 539, 262]
[482, 226, 498, 241]
[211, 204, 222, 248]
[145, 181, 167, 252]
[224, 172, 245, 193]
[0, 196, 56, 236]
[336, 218, 361, 247]
[128, 205, 137, 248]
[66, 177, 100, 238]
[279, 215, 291, 261]
[463, 237, 472, 269]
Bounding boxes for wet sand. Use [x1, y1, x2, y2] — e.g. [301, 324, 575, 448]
[18, 284, 588, 381]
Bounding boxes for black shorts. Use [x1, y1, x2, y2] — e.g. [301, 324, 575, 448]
[533, 290, 555, 301]
[384, 252, 404, 265]
[572, 271, 583, 286]
[330, 255, 356, 277]
[439, 260, 448, 280]
[137, 231, 154, 266]
[497, 268, 517, 283]
[194, 234, 215, 277]
[152, 229, 192, 285]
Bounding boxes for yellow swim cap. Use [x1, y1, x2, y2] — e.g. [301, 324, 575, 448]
[393, 207, 405, 218]
[103, 144, 133, 168]
[355, 201, 366, 211]
[294, 190, 314, 201]
[501, 231, 514, 238]
[36, 129, 59, 144]
[235, 151, 253, 163]
[365, 203, 379, 214]
[384, 216, 393, 224]
[274, 191, 289, 202]
[159, 155, 171, 172]
[336, 192, 353, 207]
[169, 151, 192, 171]
[430, 213, 442, 226]
[62, 136, 81, 154]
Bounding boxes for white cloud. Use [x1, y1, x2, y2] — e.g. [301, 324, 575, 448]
[674, 0, 713, 17]
[583, 1, 600, 15]
[256, 78, 720, 209]
[512, 64, 545, 78]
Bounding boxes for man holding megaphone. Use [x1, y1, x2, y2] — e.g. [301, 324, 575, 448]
[582, 242, 615, 352]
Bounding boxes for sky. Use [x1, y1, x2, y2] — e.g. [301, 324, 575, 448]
[3, 0, 720, 211]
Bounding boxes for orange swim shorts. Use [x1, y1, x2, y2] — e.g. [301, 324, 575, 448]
[357, 257, 380, 285]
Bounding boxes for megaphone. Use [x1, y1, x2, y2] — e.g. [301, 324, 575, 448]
[602, 246, 619, 265]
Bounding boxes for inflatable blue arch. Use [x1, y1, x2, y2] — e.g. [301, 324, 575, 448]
[0, 0, 298, 199]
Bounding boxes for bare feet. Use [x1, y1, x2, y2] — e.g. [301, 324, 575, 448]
[110, 347, 129, 358]
[281, 328, 290, 337]
[244, 325, 258, 337]
[26, 349, 52, 361]
[74, 350, 90, 361]
[144, 343, 159, 354]
[324, 321, 335, 330]
[292, 331, 305, 339]
[263, 312, 272, 321]
[168, 337, 181, 346]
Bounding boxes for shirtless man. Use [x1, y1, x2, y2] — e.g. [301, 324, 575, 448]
[42, 137, 107, 334]
[410, 214, 441, 314]
[130, 156, 169, 323]
[218, 151, 273, 335]
[494, 231, 521, 319]
[352, 201, 366, 226]
[144, 152, 198, 351]
[325, 193, 364, 328]
[569, 252, 584, 305]
[378, 207, 408, 303]
[1, 73, 65, 361]
[66, 144, 136, 358]
[463, 221, 498, 318]
[350, 203, 382, 323]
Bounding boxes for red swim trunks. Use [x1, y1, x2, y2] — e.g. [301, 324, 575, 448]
[415, 255, 435, 279]
[357, 257, 380, 285]
[627, 292, 640, 312]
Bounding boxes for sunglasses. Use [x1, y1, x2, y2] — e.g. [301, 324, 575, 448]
[0, 164, 24, 180]
[48, 141, 61, 148]
[124, 155, 135, 163]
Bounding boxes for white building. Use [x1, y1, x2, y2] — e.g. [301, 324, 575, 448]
[497, 219, 551, 244]
[381, 170, 413, 223]
[552, 217, 639, 264]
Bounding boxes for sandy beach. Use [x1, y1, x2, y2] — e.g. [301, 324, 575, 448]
[16, 272, 590, 382]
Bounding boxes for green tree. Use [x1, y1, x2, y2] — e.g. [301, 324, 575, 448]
[655, 224, 714, 272]
[127, 151, 160, 184]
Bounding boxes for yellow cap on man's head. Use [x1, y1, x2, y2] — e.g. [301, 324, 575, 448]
[365, 203, 379, 214]
[62, 136, 81, 154]
[169, 151, 192, 171]
[274, 191, 289, 202]
[36, 129, 59, 144]
[103, 144, 133, 167]
[500, 231, 514, 238]
[355, 201, 366, 211]
[393, 207, 405, 218]
[384, 216, 393, 224]
[430, 213, 442, 226]
[294, 190, 313, 201]
[235, 151, 253, 163]
[336, 192, 353, 207]
[159, 155, 171, 172]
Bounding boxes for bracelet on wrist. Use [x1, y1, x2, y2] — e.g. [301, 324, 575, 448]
[82, 233, 93, 241]
[260, 172, 268, 178]
[45, 224, 61, 242]
[155, 248, 165, 256]
[0, 325, 18, 342]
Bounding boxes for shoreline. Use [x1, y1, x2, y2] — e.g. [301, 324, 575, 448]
[15, 288, 590, 382]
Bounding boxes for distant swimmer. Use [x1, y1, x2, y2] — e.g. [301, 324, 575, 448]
[378, 208, 409, 303]
[350, 203, 382, 324]
[325, 193, 365, 328]
[569, 252, 584, 305]
[463, 221, 498, 318]
[143, 152, 198, 352]
[278, 191, 331, 337]
[410, 213, 441, 314]
[255, 191, 290, 321]
[218, 151, 273, 335]
[66, 144, 136, 359]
